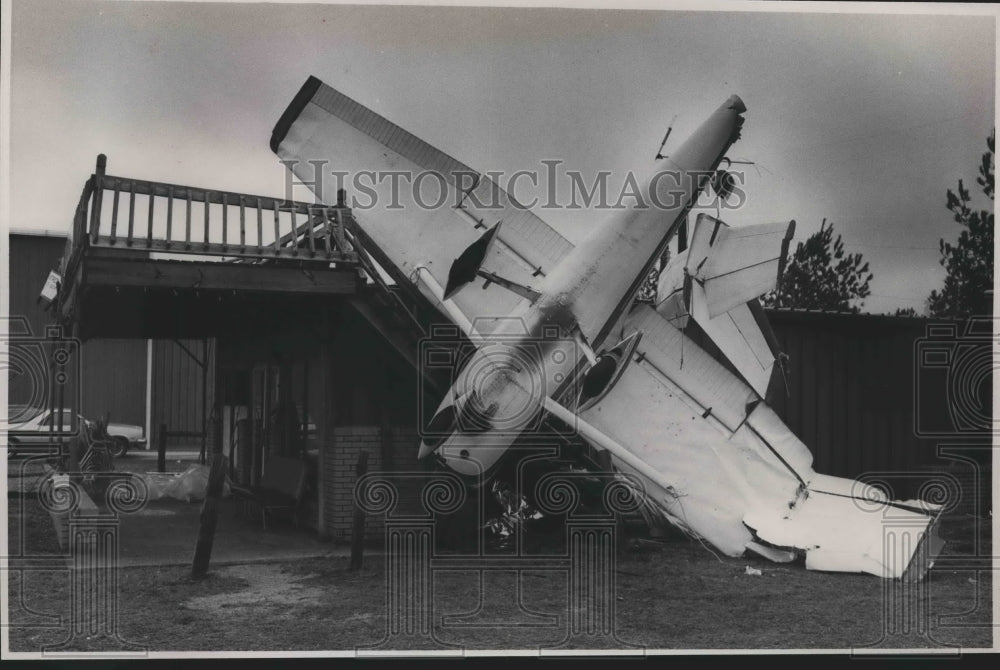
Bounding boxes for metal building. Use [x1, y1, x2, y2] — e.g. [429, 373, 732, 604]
[7, 230, 210, 444]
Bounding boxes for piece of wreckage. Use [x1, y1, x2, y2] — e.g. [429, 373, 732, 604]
[271, 76, 944, 579]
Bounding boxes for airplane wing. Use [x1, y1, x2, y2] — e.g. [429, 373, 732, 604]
[560, 302, 942, 579]
[270, 76, 574, 334]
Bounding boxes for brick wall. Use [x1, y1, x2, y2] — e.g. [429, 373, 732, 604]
[320, 425, 423, 541]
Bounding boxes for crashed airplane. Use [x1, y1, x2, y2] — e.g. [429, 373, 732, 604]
[270, 75, 943, 580]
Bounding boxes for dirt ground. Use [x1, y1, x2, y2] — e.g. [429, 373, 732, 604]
[5, 486, 994, 654]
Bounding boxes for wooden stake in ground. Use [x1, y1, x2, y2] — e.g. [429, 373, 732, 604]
[157, 423, 167, 473]
[349, 450, 369, 571]
[191, 450, 228, 579]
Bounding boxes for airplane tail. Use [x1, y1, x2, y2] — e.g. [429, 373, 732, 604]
[656, 215, 795, 397]
[560, 312, 945, 581]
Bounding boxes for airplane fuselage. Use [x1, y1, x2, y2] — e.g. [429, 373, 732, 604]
[420, 95, 747, 479]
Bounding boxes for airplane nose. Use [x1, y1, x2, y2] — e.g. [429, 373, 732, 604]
[726, 94, 746, 114]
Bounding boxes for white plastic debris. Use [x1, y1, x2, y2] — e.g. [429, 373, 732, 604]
[142, 472, 178, 501]
[140, 465, 230, 503]
[745, 565, 762, 576]
[166, 464, 210, 502]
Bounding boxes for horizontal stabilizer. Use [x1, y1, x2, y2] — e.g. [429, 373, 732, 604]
[656, 216, 793, 397]
[686, 215, 795, 318]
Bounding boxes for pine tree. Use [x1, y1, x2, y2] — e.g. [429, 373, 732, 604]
[763, 219, 874, 313]
[927, 132, 994, 317]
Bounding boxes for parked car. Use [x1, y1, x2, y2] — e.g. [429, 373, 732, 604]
[7, 407, 86, 457]
[7, 407, 145, 458]
[104, 419, 146, 457]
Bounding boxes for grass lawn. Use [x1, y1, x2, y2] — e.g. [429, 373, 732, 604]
[6, 493, 993, 654]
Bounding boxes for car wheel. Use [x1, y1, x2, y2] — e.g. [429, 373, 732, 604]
[111, 436, 129, 458]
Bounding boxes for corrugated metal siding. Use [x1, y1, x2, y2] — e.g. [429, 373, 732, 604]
[80, 339, 147, 427]
[7, 235, 67, 410]
[766, 310, 948, 480]
[151, 339, 215, 437]
[7, 234, 66, 340]
[8, 234, 146, 425]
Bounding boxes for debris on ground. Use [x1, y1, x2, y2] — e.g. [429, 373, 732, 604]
[483, 480, 543, 548]
[142, 465, 231, 503]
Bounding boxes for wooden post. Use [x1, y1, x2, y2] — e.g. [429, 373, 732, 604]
[146, 188, 155, 248]
[191, 354, 225, 579]
[126, 181, 136, 246]
[256, 197, 263, 253]
[221, 194, 228, 251]
[349, 450, 369, 571]
[165, 186, 174, 248]
[272, 201, 281, 255]
[322, 209, 333, 258]
[200, 339, 209, 466]
[157, 423, 167, 473]
[109, 183, 120, 244]
[305, 207, 316, 256]
[191, 448, 227, 579]
[89, 154, 106, 244]
[203, 191, 211, 252]
[239, 196, 246, 253]
[185, 190, 192, 250]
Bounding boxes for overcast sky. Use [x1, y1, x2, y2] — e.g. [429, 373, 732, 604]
[5, 1, 996, 314]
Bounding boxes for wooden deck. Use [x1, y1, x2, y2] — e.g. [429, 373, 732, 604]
[55, 155, 365, 339]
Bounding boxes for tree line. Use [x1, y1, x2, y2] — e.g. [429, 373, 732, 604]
[763, 131, 994, 317]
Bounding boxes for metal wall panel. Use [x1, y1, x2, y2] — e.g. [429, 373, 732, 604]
[150, 339, 215, 439]
[7, 234, 67, 409]
[79, 339, 147, 427]
[766, 310, 953, 480]
[7, 233, 67, 336]
[8, 234, 146, 426]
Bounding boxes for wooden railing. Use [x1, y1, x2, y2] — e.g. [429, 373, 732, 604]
[71, 154, 356, 264]
[55, 155, 452, 348]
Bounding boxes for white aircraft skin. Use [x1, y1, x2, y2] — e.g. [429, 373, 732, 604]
[272, 78, 942, 578]
[418, 96, 747, 479]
